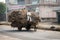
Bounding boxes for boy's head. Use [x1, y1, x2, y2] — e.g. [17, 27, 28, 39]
[28, 10, 30, 12]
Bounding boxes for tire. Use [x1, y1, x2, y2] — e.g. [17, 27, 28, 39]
[26, 26, 30, 31]
[18, 27, 22, 31]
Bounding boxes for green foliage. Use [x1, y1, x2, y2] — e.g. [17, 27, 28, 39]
[0, 2, 6, 14]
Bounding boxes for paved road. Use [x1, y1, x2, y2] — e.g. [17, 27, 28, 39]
[0, 25, 60, 40]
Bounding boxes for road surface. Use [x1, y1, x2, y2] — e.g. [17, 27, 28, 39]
[0, 25, 60, 40]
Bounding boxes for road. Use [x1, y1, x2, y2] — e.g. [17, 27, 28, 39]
[0, 25, 60, 40]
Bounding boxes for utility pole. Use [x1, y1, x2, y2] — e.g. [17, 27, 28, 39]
[5, 2, 8, 22]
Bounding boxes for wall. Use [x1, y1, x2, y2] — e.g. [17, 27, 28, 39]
[39, 6, 57, 18]
[39, 6, 57, 22]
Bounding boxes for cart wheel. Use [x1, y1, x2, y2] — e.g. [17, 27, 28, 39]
[26, 26, 30, 31]
[18, 27, 22, 31]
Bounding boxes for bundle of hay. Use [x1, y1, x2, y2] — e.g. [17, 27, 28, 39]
[8, 10, 27, 23]
[28, 12, 41, 28]
[31, 12, 41, 23]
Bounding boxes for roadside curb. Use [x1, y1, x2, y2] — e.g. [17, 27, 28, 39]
[37, 23, 60, 31]
[0, 22, 60, 31]
[0, 22, 11, 25]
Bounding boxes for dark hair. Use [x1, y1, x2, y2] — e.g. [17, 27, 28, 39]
[28, 10, 30, 12]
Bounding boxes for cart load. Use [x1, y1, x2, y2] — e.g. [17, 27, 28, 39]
[8, 9, 40, 31]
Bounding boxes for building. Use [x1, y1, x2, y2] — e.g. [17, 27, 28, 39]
[5, 0, 60, 22]
[26, 0, 60, 22]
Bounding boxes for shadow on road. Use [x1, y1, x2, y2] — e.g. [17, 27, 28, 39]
[3, 30, 36, 33]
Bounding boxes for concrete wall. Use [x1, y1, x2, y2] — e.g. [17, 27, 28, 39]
[39, 6, 57, 22]
[39, 6, 57, 18]
[57, 0, 60, 4]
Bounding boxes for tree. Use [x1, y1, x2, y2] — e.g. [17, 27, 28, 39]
[0, 2, 6, 21]
[0, 2, 6, 14]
